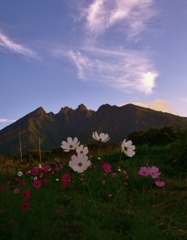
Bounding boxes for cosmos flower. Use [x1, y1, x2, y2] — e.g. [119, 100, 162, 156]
[138, 166, 150, 176]
[21, 202, 30, 211]
[149, 166, 161, 179]
[76, 145, 89, 155]
[92, 132, 110, 142]
[31, 167, 39, 176]
[121, 139, 135, 157]
[22, 190, 31, 200]
[17, 171, 23, 177]
[61, 137, 80, 152]
[155, 180, 165, 187]
[69, 154, 91, 173]
[33, 179, 42, 188]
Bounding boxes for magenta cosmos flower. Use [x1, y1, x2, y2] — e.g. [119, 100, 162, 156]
[22, 190, 31, 200]
[21, 202, 30, 211]
[102, 162, 112, 173]
[149, 166, 161, 179]
[42, 164, 51, 173]
[33, 179, 42, 188]
[138, 166, 150, 176]
[31, 167, 40, 176]
[155, 180, 165, 187]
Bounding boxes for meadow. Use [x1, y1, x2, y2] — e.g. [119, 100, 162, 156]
[0, 134, 187, 240]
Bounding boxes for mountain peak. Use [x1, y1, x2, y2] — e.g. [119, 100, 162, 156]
[30, 107, 46, 116]
[77, 104, 88, 111]
[59, 106, 73, 114]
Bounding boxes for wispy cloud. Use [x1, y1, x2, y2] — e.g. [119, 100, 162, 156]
[0, 31, 38, 58]
[84, 0, 156, 38]
[0, 118, 15, 123]
[68, 47, 158, 94]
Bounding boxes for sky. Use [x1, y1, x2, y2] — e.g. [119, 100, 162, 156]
[1, 0, 187, 130]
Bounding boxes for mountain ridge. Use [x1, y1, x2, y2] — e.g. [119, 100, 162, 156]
[1, 103, 187, 156]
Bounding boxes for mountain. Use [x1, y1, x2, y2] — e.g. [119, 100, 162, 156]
[1, 103, 187, 156]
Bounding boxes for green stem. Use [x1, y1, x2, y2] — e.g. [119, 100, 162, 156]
[98, 184, 123, 228]
[84, 174, 97, 209]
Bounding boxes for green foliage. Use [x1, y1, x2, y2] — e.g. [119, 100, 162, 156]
[1, 141, 187, 239]
[128, 125, 187, 146]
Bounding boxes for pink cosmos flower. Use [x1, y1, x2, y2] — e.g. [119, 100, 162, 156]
[61, 173, 71, 182]
[89, 163, 93, 168]
[102, 180, 106, 184]
[42, 164, 51, 173]
[155, 180, 165, 187]
[31, 167, 39, 176]
[123, 170, 127, 175]
[138, 167, 150, 176]
[149, 166, 161, 179]
[15, 177, 20, 182]
[61, 173, 71, 188]
[22, 190, 31, 200]
[102, 162, 112, 173]
[112, 173, 117, 178]
[33, 179, 42, 188]
[21, 202, 30, 211]
[13, 188, 20, 194]
[108, 194, 113, 198]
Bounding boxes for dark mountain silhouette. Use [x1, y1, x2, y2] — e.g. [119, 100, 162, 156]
[1, 103, 187, 156]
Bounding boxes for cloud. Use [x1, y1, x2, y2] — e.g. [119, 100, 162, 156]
[131, 99, 173, 113]
[0, 31, 38, 58]
[0, 118, 15, 123]
[84, 0, 156, 38]
[68, 47, 158, 94]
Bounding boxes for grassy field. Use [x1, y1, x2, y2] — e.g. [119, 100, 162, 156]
[0, 141, 187, 240]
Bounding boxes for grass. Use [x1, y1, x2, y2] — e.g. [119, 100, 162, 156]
[0, 141, 187, 240]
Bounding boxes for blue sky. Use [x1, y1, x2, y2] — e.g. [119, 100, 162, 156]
[1, 0, 187, 130]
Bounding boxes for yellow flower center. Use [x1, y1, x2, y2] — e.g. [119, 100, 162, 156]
[70, 144, 73, 148]
[78, 162, 83, 167]
[99, 138, 102, 141]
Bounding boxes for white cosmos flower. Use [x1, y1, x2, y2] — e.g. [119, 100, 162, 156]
[17, 171, 23, 177]
[121, 139, 135, 157]
[69, 154, 91, 173]
[76, 145, 89, 155]
[61, 137, 80, 152]
[92, 132, 110, 142]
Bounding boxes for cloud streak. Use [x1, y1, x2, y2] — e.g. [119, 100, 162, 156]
[0, 31, 38, 58]
[68, 47, 158, 94]
[84, 0, 156, 38]
[0, 118, 15, 123]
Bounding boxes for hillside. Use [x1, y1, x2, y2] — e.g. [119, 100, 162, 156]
[1, 103, 187, 156]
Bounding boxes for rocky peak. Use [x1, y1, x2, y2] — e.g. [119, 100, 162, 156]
[77, 104, 88, 111]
